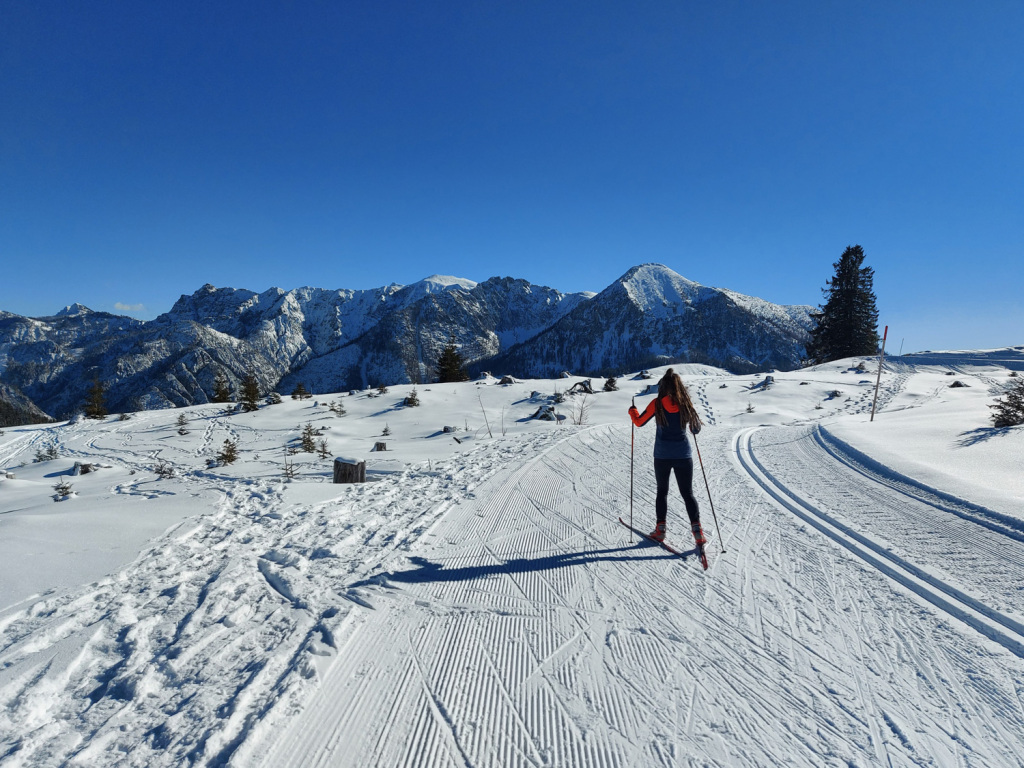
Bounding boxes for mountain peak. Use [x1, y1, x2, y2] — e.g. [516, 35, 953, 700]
[421, 275, 477, 290]
[56, 303, 93, 317]
[389, 275, 478, 305]
[613, 263, 702, 310]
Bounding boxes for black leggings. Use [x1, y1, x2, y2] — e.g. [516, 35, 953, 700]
[654, 458, 700, 526]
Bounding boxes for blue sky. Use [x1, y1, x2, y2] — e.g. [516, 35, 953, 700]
[2, 1, 1021, 353]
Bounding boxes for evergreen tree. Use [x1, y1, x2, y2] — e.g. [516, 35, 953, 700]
[316, 438, 331, 459]
[217, 438, 239, 465]
[990, 378, 1024, 427]
[436, 335, 468, 383]
[291, 382, 311, 400]
[84, 377, 108, 420]
[212, 369, 232, 403]
[806, 245, 880, 365]
[240, 370, 261, 412]
[300, 422, 317, 452]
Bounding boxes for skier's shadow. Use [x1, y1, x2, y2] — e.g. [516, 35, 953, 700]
[351, 541, 691, 589]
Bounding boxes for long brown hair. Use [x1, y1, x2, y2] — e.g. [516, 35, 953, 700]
[655, 368, 703, 431]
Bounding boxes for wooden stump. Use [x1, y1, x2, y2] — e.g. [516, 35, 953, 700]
[374, 442, 387, 452]
[333, 457, 366, 484]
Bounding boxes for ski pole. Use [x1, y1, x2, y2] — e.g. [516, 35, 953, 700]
[692, 432, 724, 553]
[629, 396, 635, 542]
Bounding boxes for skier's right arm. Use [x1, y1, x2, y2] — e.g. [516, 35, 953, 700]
[628, 399, 657, 427]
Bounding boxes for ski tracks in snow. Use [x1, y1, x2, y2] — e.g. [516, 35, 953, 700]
[0, 433, 565, 767]
[3, 420, 1024, 766]
[254, 424, 1024, 768]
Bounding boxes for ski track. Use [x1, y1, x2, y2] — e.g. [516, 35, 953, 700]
[0, 424, 568, 767]
[740, 425, 1024, 638]
[246, 425, 1024, 768]
[3, 380, 1024, 767]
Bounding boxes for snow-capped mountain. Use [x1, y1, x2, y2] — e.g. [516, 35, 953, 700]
[0, 265, 812, 421]
[489, 264, 813, 376]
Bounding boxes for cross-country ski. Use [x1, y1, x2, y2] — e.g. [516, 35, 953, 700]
[618, 516, 708, 568]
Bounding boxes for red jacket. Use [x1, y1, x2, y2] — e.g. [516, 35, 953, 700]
[629, 395, 680, 427]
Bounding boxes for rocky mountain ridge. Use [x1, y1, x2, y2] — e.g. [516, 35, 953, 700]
[0, 265, 813, 422]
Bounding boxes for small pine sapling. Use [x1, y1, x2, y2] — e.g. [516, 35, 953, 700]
[282, 448, 298, 480]
[377, 383, 389, 395]
[382, 423, 391, 436]
[300, 422, 317, 452]
[35, 445, 59, 462]
[603, 377, 619, 392]
[746, 402, 755, 414]
[317, 438, 331, 459]
[52, 479, 74, 500]
[217, 438, 239, 465]
[404, 388, 420, 407]
[291, 383, 311, 400]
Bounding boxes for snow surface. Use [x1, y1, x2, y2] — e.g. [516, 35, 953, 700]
[1, 354, 1023, 767]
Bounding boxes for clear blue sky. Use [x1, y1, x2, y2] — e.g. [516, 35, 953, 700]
[2, 1, 1021, 353]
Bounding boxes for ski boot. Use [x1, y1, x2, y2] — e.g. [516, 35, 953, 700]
[692, 523, 709, 569]
[648, 521, 667, 542]
[691, 522, 707, 547]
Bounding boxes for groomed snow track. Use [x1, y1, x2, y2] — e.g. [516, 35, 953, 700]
[247, 424, 1024, 768]
[4, 419, 1024, 767]
[735, 426, 1024, 659]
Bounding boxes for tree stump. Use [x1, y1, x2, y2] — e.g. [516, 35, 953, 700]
[374, 442, 387, 452]
[333, 457, 366, 484]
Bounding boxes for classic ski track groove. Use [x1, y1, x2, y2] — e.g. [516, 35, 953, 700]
[252, 424, 1024, 768]
[735, 425, 1024, 657]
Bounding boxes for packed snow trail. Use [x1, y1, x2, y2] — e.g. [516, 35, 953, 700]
[246, 424, 1024, 768]
[0, 428, 572, 767]
[740, 425, 1024, 632]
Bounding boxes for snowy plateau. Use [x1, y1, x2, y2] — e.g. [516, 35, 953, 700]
[1, 348, 1023, 767]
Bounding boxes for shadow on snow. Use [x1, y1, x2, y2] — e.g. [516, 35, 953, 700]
[351, 541, 693, 589]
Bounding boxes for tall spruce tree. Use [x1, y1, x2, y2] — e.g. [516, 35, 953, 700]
[212, 369, 232, 403]
[84, 377, 108, 420]
[239, 370, 261, 412]
[806, 245, 880, 365]
[436, 335, 469, 383]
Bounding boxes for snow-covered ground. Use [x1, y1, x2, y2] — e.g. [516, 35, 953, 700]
[1, 350, 1022, 767]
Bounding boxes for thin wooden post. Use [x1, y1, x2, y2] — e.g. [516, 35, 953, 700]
[870, 325, 888, 422]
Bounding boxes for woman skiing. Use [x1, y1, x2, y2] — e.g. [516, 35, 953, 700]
[628, 369, 705, 546]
